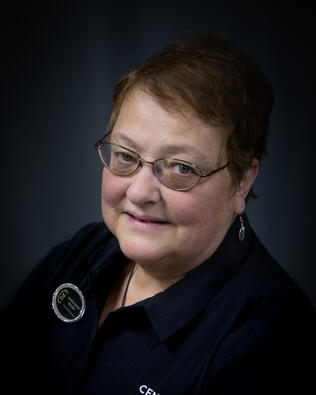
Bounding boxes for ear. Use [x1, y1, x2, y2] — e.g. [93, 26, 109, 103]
[234, 158, 259, 215]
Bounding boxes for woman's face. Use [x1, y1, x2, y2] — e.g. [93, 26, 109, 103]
[101, 89, 244, 276]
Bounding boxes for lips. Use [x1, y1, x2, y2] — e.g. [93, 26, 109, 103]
[124, 211, 169, 224]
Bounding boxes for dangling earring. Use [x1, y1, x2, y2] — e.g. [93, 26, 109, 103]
[238, 215, 245, 242]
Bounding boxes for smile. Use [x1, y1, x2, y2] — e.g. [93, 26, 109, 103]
[124, 211, 169, 230]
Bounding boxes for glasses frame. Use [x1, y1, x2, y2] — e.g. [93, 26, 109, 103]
[94, 137, 231, 191]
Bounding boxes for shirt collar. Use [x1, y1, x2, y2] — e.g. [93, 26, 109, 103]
[85, 215, 252, 342]
[143, 215, 252, 341]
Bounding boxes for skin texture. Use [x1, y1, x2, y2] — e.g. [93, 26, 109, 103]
[101, 88, 258, 302]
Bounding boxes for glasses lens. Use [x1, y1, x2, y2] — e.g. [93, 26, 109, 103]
[155, 159, 200, 190]
[99, 143, 139, 175]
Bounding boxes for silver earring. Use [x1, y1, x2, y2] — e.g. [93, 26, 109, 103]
[238, 216, 245, 242]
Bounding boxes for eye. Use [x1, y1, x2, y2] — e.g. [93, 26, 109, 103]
[168, 160, 195, 175]
[115, 151, 136, 163]
[121, 152, 133, 161]
[176, 163, 192, 174]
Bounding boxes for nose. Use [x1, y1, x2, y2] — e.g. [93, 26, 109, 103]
[125, 163, 162, 205]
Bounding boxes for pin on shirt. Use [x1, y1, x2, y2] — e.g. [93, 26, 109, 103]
[52, 283, 86, 323]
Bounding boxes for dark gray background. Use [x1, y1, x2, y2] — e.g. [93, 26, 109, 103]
[1, 1, 315, 310]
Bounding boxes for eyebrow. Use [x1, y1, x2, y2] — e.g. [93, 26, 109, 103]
[111, 132, 208, 162]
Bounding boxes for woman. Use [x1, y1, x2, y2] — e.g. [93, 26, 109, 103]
[1, 35, 315, 394]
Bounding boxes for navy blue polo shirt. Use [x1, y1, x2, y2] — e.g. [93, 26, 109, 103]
[1, 216, 316, 395]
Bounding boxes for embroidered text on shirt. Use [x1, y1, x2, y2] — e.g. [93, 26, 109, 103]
[139, 384, 160, 395]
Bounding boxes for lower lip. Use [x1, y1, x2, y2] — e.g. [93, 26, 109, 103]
[124, 213, 169, 231]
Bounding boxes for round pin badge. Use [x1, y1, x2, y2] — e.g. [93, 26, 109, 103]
[52, 283, 86, 323]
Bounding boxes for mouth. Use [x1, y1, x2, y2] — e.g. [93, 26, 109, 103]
[124, 211, 169, 226]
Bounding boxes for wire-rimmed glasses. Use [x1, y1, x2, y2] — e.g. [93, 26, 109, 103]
[95, 140, 231, 191]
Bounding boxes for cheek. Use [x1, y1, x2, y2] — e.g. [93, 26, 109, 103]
[101, 169, 125, 206]
[168, 182, 236, 236]
[101, 169, 127, 227]
[168, 190, 223, 223]
[164, 193, 209, 245]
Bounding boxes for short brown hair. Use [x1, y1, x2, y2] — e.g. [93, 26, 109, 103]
[106, 34, 274, 198]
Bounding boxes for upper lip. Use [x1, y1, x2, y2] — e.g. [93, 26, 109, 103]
[125, 210, 169, 223]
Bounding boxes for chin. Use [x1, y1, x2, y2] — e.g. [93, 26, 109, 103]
[117, 234, 168, 265]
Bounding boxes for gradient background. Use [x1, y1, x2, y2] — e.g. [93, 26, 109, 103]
[1, 1, 315, 309]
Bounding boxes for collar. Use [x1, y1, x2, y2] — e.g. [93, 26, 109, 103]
[143, 214, 252, 341]
[84, 215, 252, 342]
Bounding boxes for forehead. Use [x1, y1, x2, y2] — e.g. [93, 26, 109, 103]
[112, 88, 227, 163]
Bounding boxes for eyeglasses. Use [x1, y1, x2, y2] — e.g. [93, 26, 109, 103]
[94, 141, 231, 191]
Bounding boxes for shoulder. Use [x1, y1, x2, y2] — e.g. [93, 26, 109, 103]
[2, 222, 116, 310]
[32, 221, 113, 282]
[60, 221, 113, 251]
[208, 234, 314, 360]
[207, 232, 316, 392]
[237, 232, 314, 314]
[227, 231, 316, 335]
